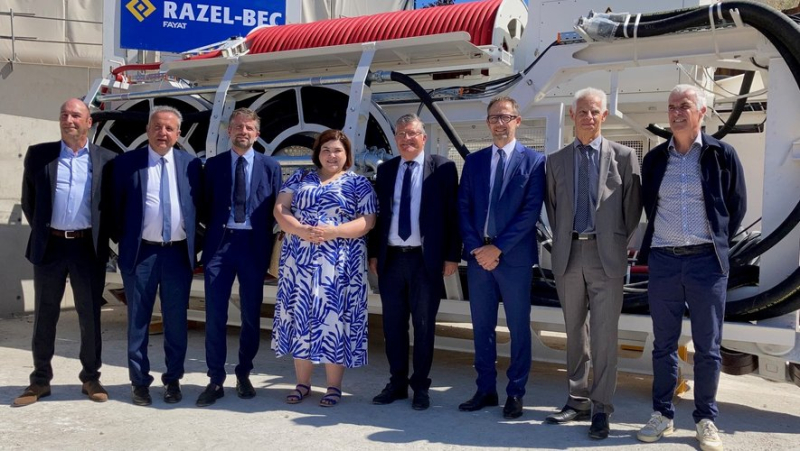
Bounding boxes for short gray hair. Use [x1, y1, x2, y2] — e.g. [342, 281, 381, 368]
[670, 84, 707, 110]
[148, 105, 183, 127]
[572, 87, 607, 112]
[395, 113, 426, 134]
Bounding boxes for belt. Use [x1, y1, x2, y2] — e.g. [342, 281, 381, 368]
[388, 245, 422, 253]
[572, 232, 596, 241]
[50, 228, 91, 239]
[483, 237, 493, 245]
[142, 239, 186, 247]
[658, 243, 714, 256]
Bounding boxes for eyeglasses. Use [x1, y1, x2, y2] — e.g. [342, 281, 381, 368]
[395, 130, 424, 139]
[487, 114, 518, 124]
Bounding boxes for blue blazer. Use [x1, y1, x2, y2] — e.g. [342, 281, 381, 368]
[111, 147, 202, 275]
[200, 150, 282, 265]
[458, 141, 546, 268]
[22, 141, 118, 265]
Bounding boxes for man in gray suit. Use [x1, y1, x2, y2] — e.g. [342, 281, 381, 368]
[544, 87, 642, 439]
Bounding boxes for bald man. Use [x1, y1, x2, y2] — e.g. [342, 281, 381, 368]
[15, 99, 118, 407]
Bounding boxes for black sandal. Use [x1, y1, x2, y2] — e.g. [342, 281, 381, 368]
[286, 384, 311, 404]
[319, 386, 342, 407]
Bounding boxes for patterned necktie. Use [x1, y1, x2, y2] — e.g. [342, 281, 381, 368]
[487, 148, 506, 238]
[574, 145, 591, 233]
[160, 157, 172, 242]
[234, 156, 246, 223]
[398, 161, 414, 241]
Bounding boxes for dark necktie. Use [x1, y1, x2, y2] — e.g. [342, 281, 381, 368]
[487, 148, 505, 238]
[398, 161, 414, 241]
[160, 157, 172, 242]
[234, 156, 246, 223]
[574, 145, 591, 233]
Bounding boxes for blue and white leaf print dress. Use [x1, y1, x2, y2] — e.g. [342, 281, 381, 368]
[272, 169, 377, 368]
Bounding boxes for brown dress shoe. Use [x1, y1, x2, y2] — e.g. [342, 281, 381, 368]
[82, 380, 109, 402]
[12, 384, 51, 407]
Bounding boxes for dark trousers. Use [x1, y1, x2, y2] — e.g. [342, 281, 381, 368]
[122, 241, 192, 387]
[31, 235, 106, 385]
[378, 248, 441, 392]
[203, 229, 268, 385]
[466, 261, 532, 398]
[648, 247, 727, 423]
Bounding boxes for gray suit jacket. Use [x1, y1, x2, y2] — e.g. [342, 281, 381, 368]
[545, 138, 642, 278]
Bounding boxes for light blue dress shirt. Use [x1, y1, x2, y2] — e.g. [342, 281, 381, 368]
[50, 141, 92, 231]
[226, 148, 255, 229]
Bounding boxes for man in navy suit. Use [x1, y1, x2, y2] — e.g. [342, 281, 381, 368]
[14, 98, 117, 407]
[111, 106, 202, 406]
[368, 114, 461, 410]
[457, 96, 546, 419]
[195, 108, 282, 407]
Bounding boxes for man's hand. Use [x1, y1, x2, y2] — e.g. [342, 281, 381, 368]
[473, 244, 502, 271]
[443, 261, 459, 277]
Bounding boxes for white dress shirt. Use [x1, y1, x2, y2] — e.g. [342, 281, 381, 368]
[388, 151, 425, 246]
[142, 147, 186, 242]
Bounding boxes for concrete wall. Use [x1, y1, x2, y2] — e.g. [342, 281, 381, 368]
[0, 62, 101, 315]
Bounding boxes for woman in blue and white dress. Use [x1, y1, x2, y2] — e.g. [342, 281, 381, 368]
[272, 129, 377, 407]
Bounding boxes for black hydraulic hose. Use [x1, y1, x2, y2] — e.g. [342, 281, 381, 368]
[646, 123, 672, 140]
[726, 266, 800, 321]
[713, 70, 756, 140]
[387, 71, 470, 158]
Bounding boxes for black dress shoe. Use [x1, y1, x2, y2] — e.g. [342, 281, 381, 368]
[411, 390, 430, 410]
[588, 413, 611, 439]
[131, 385, 152, 406]
[545, 405, 592, 424]
[503, 396, 524, 419]
[236, 377, 256, 399]
[163, 381, 182, 403]
[458, 391, 499, 412]
[196, 384, 224, 407]
[372, 383, 408, 405]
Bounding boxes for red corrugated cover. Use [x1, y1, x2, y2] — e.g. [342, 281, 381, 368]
[247, 0, 503, 55]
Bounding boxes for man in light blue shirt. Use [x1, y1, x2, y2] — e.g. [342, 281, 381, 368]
[15, 98, 117, 407]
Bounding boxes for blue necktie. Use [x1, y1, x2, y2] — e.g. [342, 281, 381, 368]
[398, 161, 414, 241]
[160, 157, 172, 242]
[234, 156, 246, 223]
[574, 145, 591, 233]
[487, 148, 505, 238]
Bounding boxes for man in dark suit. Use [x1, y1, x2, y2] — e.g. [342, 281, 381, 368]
[368, 114, 461, 411]
[195, 108, 282, 407]
[111, 105, 202, 406]
[544, 87, 642, 439]
[457, 96, 546, 419]
[14, 98, 117, 407]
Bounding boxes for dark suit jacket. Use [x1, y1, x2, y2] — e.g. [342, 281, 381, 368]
[111, 147, 202, 275]
[200, 150, 282, 265]
[369, 154, 461, 279]
[21, 141, 117, 265]
[458, 141, 546, 268]
[545, 138, 642, 278]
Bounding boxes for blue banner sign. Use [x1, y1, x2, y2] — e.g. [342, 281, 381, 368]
[120, 0, 286, 53]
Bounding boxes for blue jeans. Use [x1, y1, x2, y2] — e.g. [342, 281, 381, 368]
[648, 247, 727, 423]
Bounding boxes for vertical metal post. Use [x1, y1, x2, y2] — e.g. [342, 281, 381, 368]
[343, 43, 376, 157]
[9, 8, 16, 62]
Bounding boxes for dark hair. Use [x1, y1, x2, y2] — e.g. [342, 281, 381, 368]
[487, 96, 520, 116]
[229, 107, 261, 131]
[311, 129, 353, 170]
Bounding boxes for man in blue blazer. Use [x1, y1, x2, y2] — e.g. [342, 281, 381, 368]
[368, 114, 461, 410]
[14, 99, 117, 407]
[111, 106, 202, 406]
[195, 108, 282, 407]
[457, 96, 546, 419]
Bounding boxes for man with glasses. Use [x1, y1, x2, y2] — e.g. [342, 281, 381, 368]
[369, 114, 460, 410]
[544, 87, 642, 439]
[457, 96, 546, 419]
[636, 84, 746, 451]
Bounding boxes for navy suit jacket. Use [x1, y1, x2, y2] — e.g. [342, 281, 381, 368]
[369, 153, 461, 279]
[21, 141, 118, 265]
[200, 150, 282, 265]
[458, 141, 546, 267]
[111, 147, 202, 275]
